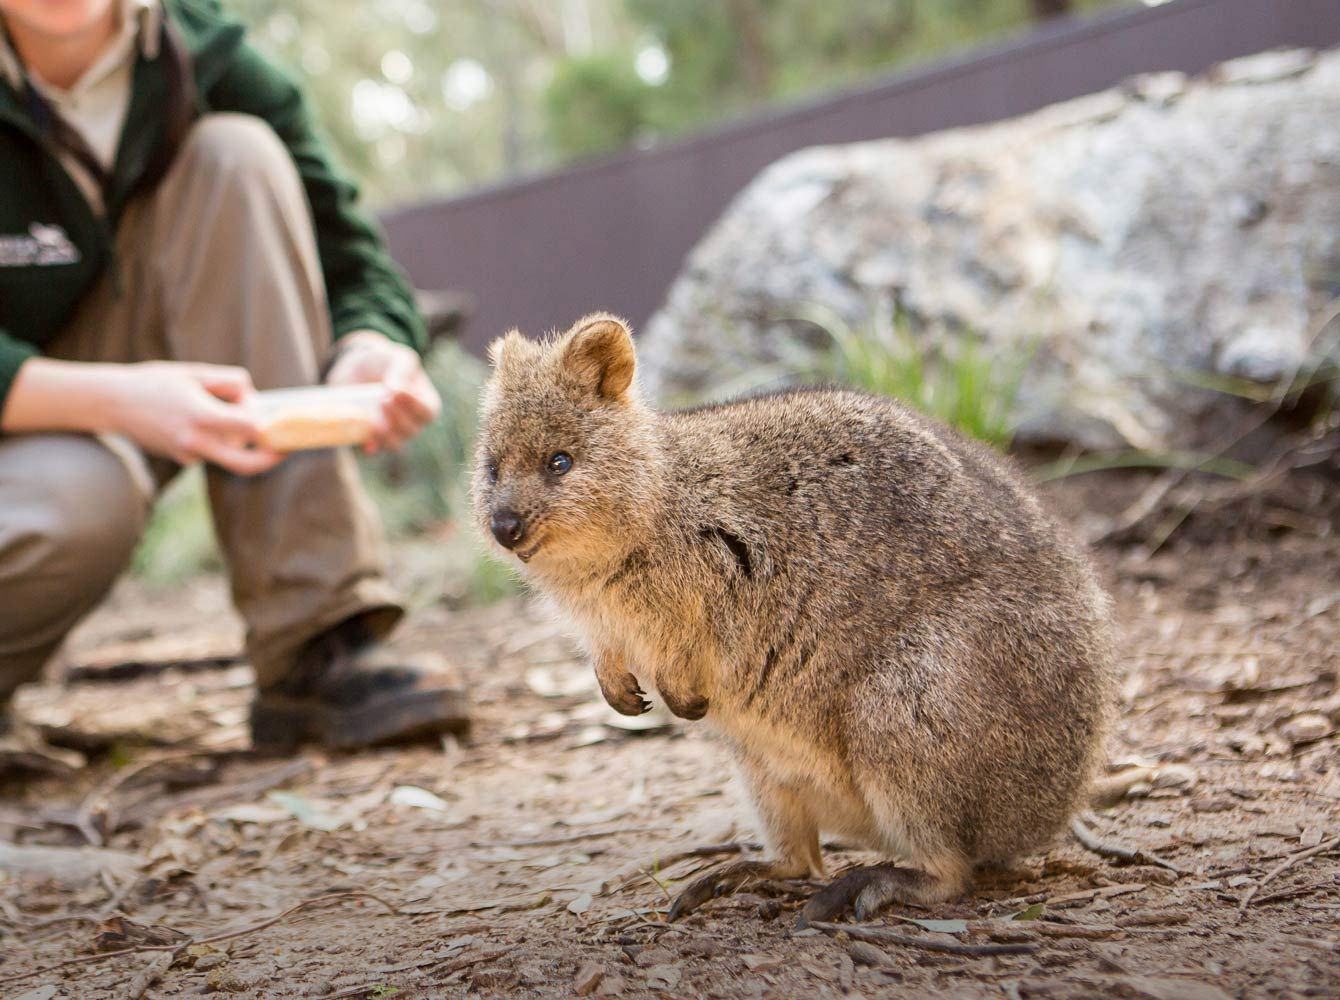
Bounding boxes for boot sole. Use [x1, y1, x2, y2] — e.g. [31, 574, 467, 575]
[250, 687, 470, 752]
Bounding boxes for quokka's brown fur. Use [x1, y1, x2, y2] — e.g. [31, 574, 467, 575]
[473, 314, 1115, 923]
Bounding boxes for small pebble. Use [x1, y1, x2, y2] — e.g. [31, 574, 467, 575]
[1281, 713, 1332, 745]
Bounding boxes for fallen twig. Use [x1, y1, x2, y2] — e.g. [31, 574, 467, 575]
[0, 891, 402, 987]
[807, 921, 1035, 956]
[480, 827, 655, 849]
[1235, 834, 1340, 921]
[118, 952, 174, 1000]
[191, 891, 401, 948]
[76, 750, 209, 845]
[427, 946, 512, 982]
[1032, 922, 1120, 940]
[120, 757, 313, 830]
[1070, 817, 1185, 874]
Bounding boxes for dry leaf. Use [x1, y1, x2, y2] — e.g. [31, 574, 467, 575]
[389, 785, 453, 813]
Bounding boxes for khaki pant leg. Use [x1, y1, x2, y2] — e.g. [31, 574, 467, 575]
[50, 113, 402, 685]
[0, 434, 151, 700]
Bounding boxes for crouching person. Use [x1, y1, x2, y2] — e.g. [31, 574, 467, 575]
[0, 0, 468, 777]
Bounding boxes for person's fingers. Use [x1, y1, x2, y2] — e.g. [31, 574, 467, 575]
[193, 435, 286, 476]
[195, 397, 265, 441]
[389, 383, 437, 424]
[383, 396, 424, 441]
[361, 407, 395, 455]
[188, 364, 255, 403]
[380, 349, 421, 392]
[325, 347, 377, 386]
[367, 400, 412, 452]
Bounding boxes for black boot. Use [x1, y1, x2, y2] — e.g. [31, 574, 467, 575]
[249, 615, 470, 752]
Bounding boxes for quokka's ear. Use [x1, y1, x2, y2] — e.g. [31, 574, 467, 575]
[561, 313, 635, 400]
[487, 329, 530, 368]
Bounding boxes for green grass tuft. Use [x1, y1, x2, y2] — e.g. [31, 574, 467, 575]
[794, 303, 1031, 449]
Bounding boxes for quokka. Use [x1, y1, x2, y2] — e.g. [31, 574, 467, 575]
[473, 313, 1114, 924]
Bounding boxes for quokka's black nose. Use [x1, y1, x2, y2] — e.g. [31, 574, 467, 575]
[490, 510, 527, 549]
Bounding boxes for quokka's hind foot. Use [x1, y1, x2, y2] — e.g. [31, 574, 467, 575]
[667, 859, 808, 921]
[797, 863, 960, 928]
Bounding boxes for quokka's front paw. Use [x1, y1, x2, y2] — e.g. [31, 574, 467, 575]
[598, 670, 652, 716]
[660, 687, 709, 721]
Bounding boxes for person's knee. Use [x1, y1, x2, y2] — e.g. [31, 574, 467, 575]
[0, 435, 148, 611]
[179, 113, 298, 194]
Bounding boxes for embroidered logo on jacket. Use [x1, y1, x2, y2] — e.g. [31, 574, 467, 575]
[0, 223, 81, 266]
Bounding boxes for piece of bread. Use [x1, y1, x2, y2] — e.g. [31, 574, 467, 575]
[257, 411, 374, 451]
[252, 385, 383, 451]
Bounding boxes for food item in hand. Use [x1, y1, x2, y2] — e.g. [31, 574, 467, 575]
[253, 385, 383, 451]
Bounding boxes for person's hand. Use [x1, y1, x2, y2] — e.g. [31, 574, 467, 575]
[105, 362, 284, 476]
[324, 330, 441, 454]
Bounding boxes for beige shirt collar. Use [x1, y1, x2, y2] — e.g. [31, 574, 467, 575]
[0, 0, 160, 92]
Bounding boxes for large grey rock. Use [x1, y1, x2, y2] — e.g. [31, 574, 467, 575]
[639, 48, 1340, 449]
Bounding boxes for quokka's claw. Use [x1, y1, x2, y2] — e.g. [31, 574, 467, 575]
[797, 864, 937, 928]
[663, 693, 709, 721]
[600, 670, 654, 716]
[668, 871, 729, 921]
[666, 860, 787, 921]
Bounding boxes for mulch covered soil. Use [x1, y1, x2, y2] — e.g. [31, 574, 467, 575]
[1, 474, 1337, 1000]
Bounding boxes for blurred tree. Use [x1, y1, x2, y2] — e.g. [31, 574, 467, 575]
[544, 54, 654, 160]
[224, 0, 1133, 206]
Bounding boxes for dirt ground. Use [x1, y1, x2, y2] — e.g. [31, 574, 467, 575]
[1, 472, 1337, 1000]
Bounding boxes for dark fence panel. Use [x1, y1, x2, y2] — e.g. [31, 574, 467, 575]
[381, 0, 1340, 355]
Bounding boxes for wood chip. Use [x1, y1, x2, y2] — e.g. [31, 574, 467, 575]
[849, 941, 895, 967]
[574, 961, 604, 996]
[741, 953, 785, 973]
[644, 963, 682, 989]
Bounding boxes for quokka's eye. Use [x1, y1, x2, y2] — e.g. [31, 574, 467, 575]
[548, 452, 573, 476]
[486, 461, 499, 483]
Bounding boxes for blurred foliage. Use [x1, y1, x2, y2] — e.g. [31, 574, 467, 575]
[360, 341, 487, 535]
[130, 466, 220, 584]
[226, 0, 1135, 206]
[544, 53, 654, 160]
[797, 302, 1031, 449]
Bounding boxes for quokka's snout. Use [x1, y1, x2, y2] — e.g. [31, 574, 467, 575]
[488, 508, 526, 550]
[473, 312, 1115, 927]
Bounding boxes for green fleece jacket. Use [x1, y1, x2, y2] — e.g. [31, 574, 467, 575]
[0, 0, 425, 412]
